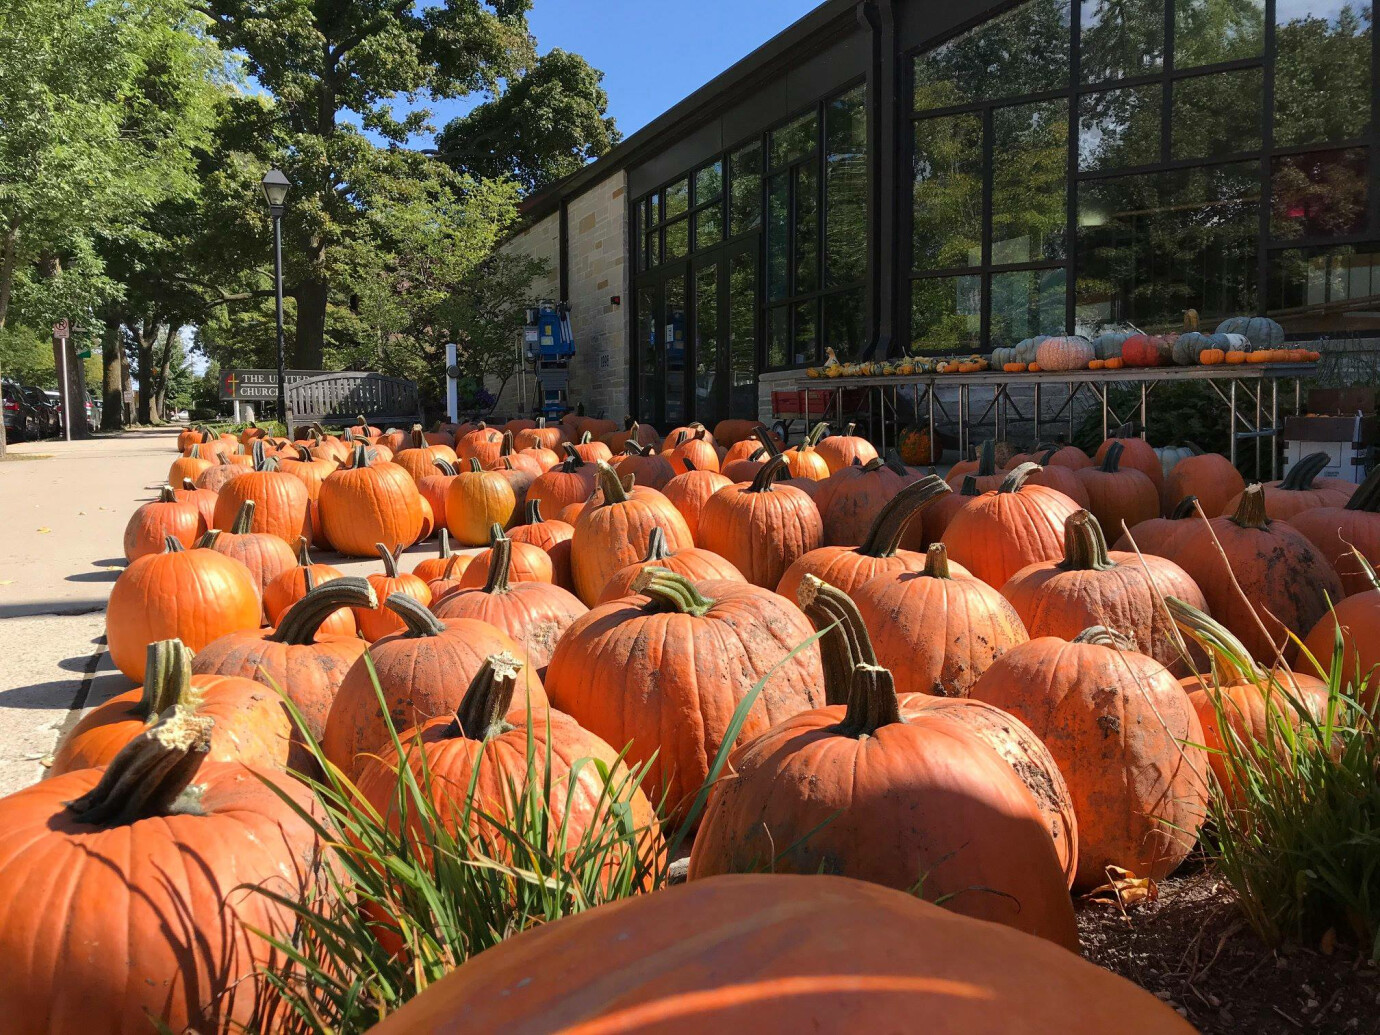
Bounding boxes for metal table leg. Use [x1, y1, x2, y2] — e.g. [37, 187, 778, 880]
[1255, 380, 1262, 476]
[1271, 378, 1279, 480]
[1140, 383, 1148, 435]
[1100, 381, 1109, 441]
[927, 383, 936, 464]
[1229, 380, 1238, 467]
[1033, 382, 1041, 444]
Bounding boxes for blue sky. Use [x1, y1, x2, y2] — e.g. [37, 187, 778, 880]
[411, 0, 816, 145]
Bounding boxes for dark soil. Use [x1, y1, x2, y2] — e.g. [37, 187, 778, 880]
[1078, 868, 1380, 1034]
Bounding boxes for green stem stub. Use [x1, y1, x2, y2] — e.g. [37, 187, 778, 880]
[836, 664, 903, 738]
[753, 424, 783, 458]
[376, 542, 402, 577]
[385, 592, 446, 638]
[1072, 626, 1137, 650]
[595, 461, 630, 505]
[138, 639, 197, 720]
[1279, 451, 1329, 491]
[66, 708, 215, 826]
[1061, 510, 1117, 572]
[1230, 484, 1271, 530]
[630, 567, 715, 616]
[1345, 463, 1380, 513]
[482, 535, 514, 594]
[1098, 441, 1125, 474]
[640, 526, 672, 563]
[450, 652, 523, 742]
[230, 499, 256, 535]
[747, 454, 790, 494]
[999, 462, 1041, 493]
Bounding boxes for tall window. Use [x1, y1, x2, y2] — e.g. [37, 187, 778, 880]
[910, 0, 1377, 348]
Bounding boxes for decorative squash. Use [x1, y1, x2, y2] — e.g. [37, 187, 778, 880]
[698, 454, 824, 590]
[51, 638, 292, 776]
[1289, 465, 1380, 596]
[1000, 510, 1207, 674]
[812, 421, 879, 473]
[1076, 441, 1161, 538]
[1165, 484, 1344, 664]
[0, 711, 322, 1035]
[445, 457, 517, 546]
[1218, 451, 1351, 520]
[1170, 330, 1232, 366]
[1198, 347, 1225, 365]
[776, 474, 951, 601]
[458, 524, 555, 588]
[507, 499, 577, 590]
[1091, 330, 1130, 360]
[1161, 449, 1244, 519]
[811, 455, 912, 546]
[545, 569, 823, 822]
[943, 463, 1083, 589]
[597, 526, 744, 603]
[433, 537, 586, 677]
[1216, 315, 1284, 348]
[318, 443, 424, 557]
[1104, 356, 1125, 369]
[660, 459, 733, 543]
[212, 440, 311, 545]
[124, 484, 205, 561]
[1004, 361, 1028, 372]
[1225, 349, 1248, 364]
[969, 627, 1207, 889]
[1035, 334, 1095, 372]
[199, 501, 297, 602]
[1120, 332, 1171, 367]
[321, 594, 547, 777]
[1088, 359, 1105, 370]
[570, 461, 693, 605]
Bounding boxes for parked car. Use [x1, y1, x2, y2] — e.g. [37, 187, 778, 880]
[26, 387, 59, 437]
[87, 390, 103, 429]
[2, 380, 43, 441]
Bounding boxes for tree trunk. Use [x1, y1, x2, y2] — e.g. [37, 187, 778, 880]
[151, 324, 177, 421]
[135, 319, 158, 425]
[101, 322, 125, 430]
[294, 272, 327, 369]
[120, 343, 134, 424]
[0, 220, 17, 332]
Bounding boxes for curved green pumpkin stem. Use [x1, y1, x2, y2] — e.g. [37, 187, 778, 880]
[66, 708, 215, 826]
[673, 430, 689, 447]
[805, 422, 829, 448]
[251, 438, 268, 471]
[1073, 625, 1137, 650]
[639, 526, 673, 563]
[1170, 495, 1200, 520]
[561, 444, 586, 469]
[1000, 462, 1040, 493]
[501, 430, 517, 456]
[1112, 421, 1138, 439]
[857, 474, 952, 558]
[384, 592, 446, 637]
[229, 499, 256, 535]
[836, 664, 903, 738]
[429, 528, 453, 560]
[350, 442, 371, 469]
[747, 454, 790, 494]
[1345, 464, 1380, 513]
[450, 652, 524, 741]
[1098, 440, 1125, 474]
[137, 639, 197, 720]
[1230, 484, 1271, 530]
[290, 443, 313, 463]
[681, 456, 699, 473]
[466, 457, 483, 473]
[631, 567, 715, 617]
[798, 575, 879, 706]
[1165, 595, 1259, 685]
[579, 431, 593, 445]
[1037, 447, 1059, 465]
[433, 457, 457, 477]
[976, 439, 997, 477]
[487, 522, 505, 545]
[157, 484, 177, 504]
[536, 417, 548, 429]
[271, 577, 377, 645]
[524, 498, 545, 524]
[595, 461, 630, 505]
[624, 439, 653, 457]
[358, 415, 373, 430]
[376, 542, 404, 577]
[482, 532, 514, 594]
[1280, 451, 1329, 491]
[194, 529, 219, 549]
[857, 457, 885, 472]
[1061, 510, 1117, 572]
[752, 424, 783, 457]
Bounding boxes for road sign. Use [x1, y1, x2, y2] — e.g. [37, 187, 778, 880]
[76, 348, 92, 359]
[52, 320, 69, 340]
[217, 369, 372, 402]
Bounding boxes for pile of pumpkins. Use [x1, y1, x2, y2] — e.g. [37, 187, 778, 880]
[808, 354, 992, 378]
[6, 412, 1374, 1032]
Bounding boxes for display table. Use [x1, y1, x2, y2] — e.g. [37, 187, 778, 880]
[781, 363, 1317, 477]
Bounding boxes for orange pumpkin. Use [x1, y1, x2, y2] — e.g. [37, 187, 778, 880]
[195, 452, 251, 493]
[811, 455, 913, 546]
[812, 421, 878, 473]
[777, 422, 832, 481]
[1301, 590, 1380, 706]
[262, 536, 351, 632]
[1160, 448, 1245, 520]
[459, 524, 554, 588]
[514, 416, 563, 452]
[667, 428, 721, 474]
[528, 446, 599, 516]
[169, 443, 213, 486]
[356, 542, 431, 642]
[1113, 494, 1203, 556]
[597, 526, 745, 603]
[1218, 451, 1352, 520]
[569, 430, 613, 465]
[318, 444, 424, 557]
[445, 457, 517, 546]
[1290, 465, 1380, 597]
[507, 498, 576, 590]
[124, 484, 205, 561]
[199, 500, 297, 602]
[660, 459, 733, 543]
[174, 477, 219, 531]
[613, 439, 676, 489]
[212, 440, 311, 545]
[1075, 440, 1161, 541]
[698, 454, 824, 589]
[1093, 426, 1164, 493]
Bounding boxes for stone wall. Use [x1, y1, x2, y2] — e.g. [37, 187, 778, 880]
[491, 171, 630, 421]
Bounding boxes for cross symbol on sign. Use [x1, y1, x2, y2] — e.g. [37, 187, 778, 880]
[223, 371, 240, 395]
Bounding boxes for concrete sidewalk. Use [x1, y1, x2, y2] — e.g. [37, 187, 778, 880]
[0, 428, 452, 793]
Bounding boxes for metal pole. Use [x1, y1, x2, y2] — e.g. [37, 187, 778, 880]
[446, 342, 459, 423]
[1229, 379, 1237, 467]
[57, 339, 70, 442]
[273, 212, 287, 429]
[1270, 378, 1279, 480]
[1033, 382, 1041, 443]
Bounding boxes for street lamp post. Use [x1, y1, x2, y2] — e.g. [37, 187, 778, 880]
[260, 169, 291, 428]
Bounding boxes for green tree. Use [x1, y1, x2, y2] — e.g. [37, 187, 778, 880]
[437, 49, 620, 194]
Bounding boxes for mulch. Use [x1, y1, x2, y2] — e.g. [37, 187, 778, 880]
[1077, 867, 1380, 1034]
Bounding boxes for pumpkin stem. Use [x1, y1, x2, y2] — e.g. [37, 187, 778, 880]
[291, 443, 312, 462]
[350, 443, 370, 469]
[976, 439, 996, 477]
[409, 425, 426, 449]
[481, 532, 514, 594]
[1344, 464, 1380, 513]
[434, 457, 457, 476]
[859, 457, 885, 472]
[431, 528, 452, 559]
[293, 535, 313, 567]
[630, 567, 715, 617]
[856, 474, 952, 558]
[1072, 626, 1137, 650]
[674, 430, 688, 446]
[752, 424, 783, 457]
[251, 438, 266, 470]
[1061, 511, 1117, 572]
[1229, 484, 1271, 530]
[376, 542, 403, 577]
[271, 577, 376, 645]
[747, 454, 790, 494]
[157, 483, 177, 504]
[1165, 596, 1259, 685]
[640, 526, 672, 563]
[1279, 451, 1329, 491]
[836, 664, 904, 738]
[1170, 495, 1200, 520]
[524, 498, 545, 524]
[66, 707, 215, 826]
[449, 652, 523, 741]
[805, 422, 829, 447]
[960, 475, 979, 497]
[384, 592, 446, 637]
[229, 499, 255, 535]
[843, 422, 856, 437]
[1098, 441, 1125, 474]
[195, 529, 220, 549]
[883, 451, 909, 475]
[798, 575, 879, 706]
[561, 444, 585, 468]
[682, 456, 698, 472]
[181, 478, 197, 491]
[536, 417, 547, 429]
[137, 639, 197, 720]
[924, 543, 953, 579]
[999, 462, 1040, 493]
[579, 431, 592, 444]
[594, 460, 630, 505]
[501, 430, 516, 456]
[1112, 422, 1137, 439]
[467, 457, 483, 473]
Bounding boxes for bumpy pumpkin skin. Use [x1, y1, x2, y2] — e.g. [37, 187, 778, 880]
[544, 575, 824, 822]
[689, 690, 1078, 948]
[1301, 591, 1380, 707]
[318, 447, 424, 557]
[570, 464, 693, 605]
[969, 632, 1207, 890]
[0, 757, 320, 1035]
[367, 874, 1194, 1035]
[1162, 452, 1244, 520]
[124, 487, 204, 561]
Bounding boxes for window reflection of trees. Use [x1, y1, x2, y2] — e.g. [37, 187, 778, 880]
[1171, 70, 1262, 161]
[1081, 0, 1164, 83]
[913, 0, 1071, 110]
[1274, 1, 1371, 146]
[993, 101, 1068, 264]
[1174, 0, 1264, 68]
[1271, 149, 1369, 240]
[913, 115, 983, 270]
[912, 276, 982, 352]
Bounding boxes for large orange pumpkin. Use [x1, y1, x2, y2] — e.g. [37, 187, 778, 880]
[199, 500, 297, 602]
[1161, 448, 1244, 519]
[569, 430, 613, 464]
[195, 452, 251, 493]
[1288, 464, 1380, 597]
[106, 537, 262, 681]
[507, 498, 576, 590]
[698, 454, 824, 590]
[813, 421, 879, 473]
[667, 428, 721, 474]
[50, 638, 292, 776]
[945, 439, 1004, 493]
[514, 416, 563, 452]
[1165, 484, 1344, 664]
[969, 627, 1207, 889]
[545, 569, 824, 821]
[570, 461, 693, 605]
[212, 440, 311, 544]
[169, 443, 213, 486]
[416, 457, 456, 533]
[123, 484, 204, 561]
[192, 577, 376, 759]
[943, 462, 1082, 589]
[811, 455, 912, 546]
[527, 446, 599, 516]
[444, 458, 517, 546]
[0, 713, 322, 1035]
[776, 473, 951, 601]
[1001, 510, 1207, 674]
[1301, 590, 1380, 706]
[457, 523, 555, 588]
[1113, 494, 1203, 556]
[688, 655, 1078, 949]
[660, 459, 732, 543]
[900, 472, 980, 550]
[1024, 449, 1091, 508]
[321, 594, 546, 777]
[1218, 451, 1352, 519]
[356, 542, 431, 642]
[366, 874, 1194, 1035]
[1093, 427, 1164, 493]
[596, 525, 745, 602]
[318, 444, 424, 556]
[1076, 441, 1160, 539]
[776, 422, 832, 481]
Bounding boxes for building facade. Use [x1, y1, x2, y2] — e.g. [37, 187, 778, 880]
[504, 0, 1376, 426]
